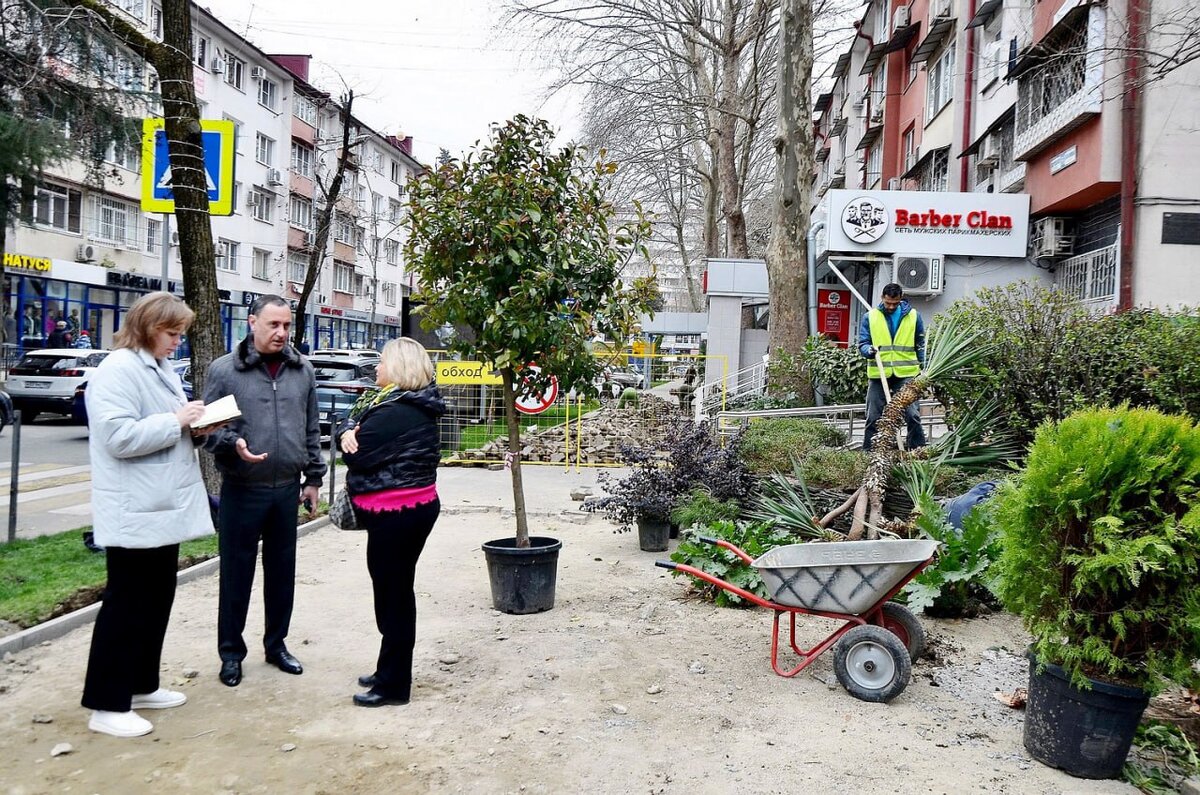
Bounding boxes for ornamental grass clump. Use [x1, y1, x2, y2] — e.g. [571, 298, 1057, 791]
[991, 406, 1200, 693]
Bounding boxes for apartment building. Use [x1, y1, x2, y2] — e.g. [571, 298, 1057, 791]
[809, 0, 1200, 338]
[3, 1, 421, 357]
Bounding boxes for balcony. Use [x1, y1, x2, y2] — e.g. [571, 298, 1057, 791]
[1055, 243, 1117, 311]
[997, 162, 1026, 193]
[1014, 85, 1101, 161]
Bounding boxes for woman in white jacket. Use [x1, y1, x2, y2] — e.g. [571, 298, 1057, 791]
[82, 293, 216, 738]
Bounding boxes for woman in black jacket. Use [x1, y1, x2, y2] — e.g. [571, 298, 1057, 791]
[335, 337, 445, 707]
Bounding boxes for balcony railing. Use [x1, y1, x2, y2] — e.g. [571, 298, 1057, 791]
[1056, 243, 1117, 310]
[1014, 87, 1100, 160]
[997, 162, 1026, 193]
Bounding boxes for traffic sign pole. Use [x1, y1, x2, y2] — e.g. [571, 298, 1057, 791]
[160, 212, 170, 287]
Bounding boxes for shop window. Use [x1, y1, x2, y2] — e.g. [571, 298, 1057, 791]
[30, 182, 82, 233]
[216, 239, 240, 272]
[252, 248, 271, 280]
[94, 195, 140, 247]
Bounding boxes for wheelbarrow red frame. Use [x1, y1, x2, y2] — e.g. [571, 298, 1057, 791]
[656, 536, 936, 679]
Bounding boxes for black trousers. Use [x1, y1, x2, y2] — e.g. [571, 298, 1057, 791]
[361, 499, 440, 699]
[81, 544, 179, 712]
[218, 480, 300, 662]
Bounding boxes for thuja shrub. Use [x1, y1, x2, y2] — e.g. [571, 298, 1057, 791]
[991, 406, 1200, 692]
[739, 417, 847, 475]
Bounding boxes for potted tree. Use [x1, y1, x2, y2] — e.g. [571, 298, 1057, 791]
[405, 115, 657, 614]
[991, 406, 1200, 779]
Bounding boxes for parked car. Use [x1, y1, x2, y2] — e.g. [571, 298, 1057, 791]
[312, 348, 380, 360]
[0, 389, 12, 434]
[72, 359, 191, 426]
[7, 349, 110, 422]
[311, 355, 378, 441]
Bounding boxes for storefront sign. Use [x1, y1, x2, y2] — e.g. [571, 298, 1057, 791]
[2, 252, 52, 274]
[436, 361, 502, 385]
[106, 270, 231, 301]
[817, 287, 851, 346]
[825, 189, 1031, 257]
[380, 315, 400, 326]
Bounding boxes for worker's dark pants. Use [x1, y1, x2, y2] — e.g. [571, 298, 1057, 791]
[862, 375, 927, 452]
[218, 480, 300, 662]
[81, 544, 179, 712]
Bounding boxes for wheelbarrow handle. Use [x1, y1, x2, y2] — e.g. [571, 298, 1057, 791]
[697, 535, 719, 545]
[696, 536, 755, 564]
[654, 560, 678, 570]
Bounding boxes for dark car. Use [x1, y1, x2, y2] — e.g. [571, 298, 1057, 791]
[310, 356, 378, 441]
[72, 359, 192, 426]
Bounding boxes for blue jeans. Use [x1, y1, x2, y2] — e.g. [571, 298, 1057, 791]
[863, 376, 927, 452]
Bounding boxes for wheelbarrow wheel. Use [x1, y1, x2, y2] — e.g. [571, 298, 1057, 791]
[833, 625, 911, 703]
[876, 602, 926, 662]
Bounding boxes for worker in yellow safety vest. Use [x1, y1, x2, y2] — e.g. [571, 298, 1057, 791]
[857, 283, 927, 452]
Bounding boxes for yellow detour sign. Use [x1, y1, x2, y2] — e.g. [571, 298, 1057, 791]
[436, 361, 502, 385]
[632, 339, 656, 355]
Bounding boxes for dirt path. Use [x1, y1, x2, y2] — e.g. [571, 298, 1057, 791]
[0, 506, 1135, 794]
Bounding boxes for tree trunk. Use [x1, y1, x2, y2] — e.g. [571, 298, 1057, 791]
[500, 369, 530, 548]
[765, 0, 815, 402]
[294, 92, 355, 349]
[718, 3, 749, 261]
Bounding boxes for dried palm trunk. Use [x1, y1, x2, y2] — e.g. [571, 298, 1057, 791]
[849, 377, 928, 539]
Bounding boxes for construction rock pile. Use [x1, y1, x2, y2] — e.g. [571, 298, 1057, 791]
[448, 394, 680, 465]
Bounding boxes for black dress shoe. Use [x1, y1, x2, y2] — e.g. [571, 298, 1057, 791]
[353, 689, 409, 708]
[265, 648, 303, 675]
[358, 674, 377, 688]
[219, 660, 242, 687]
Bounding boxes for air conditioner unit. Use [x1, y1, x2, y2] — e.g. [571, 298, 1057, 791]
[303, 231, 316, 247]
[246, 193, 261, 208]
[1032, 217, 1075, 258]
[870, 104, 885, 125]
[977, 135, 1000, 168]
[76, 244, 97, 263]
[852, 88, 866, 108]
[887, 177, 901, 190]
[893, 254, 944, 296]
[210, 57, 224, 74]
[892, 4, 911, 33]
[250, 66, 266, 80]
[169, 231, 181, 246]
[267, 168, 283, 186]
[933, 0, 952, 19]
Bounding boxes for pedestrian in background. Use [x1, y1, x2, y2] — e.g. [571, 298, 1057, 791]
[81, 292, 216, 737]
[857, 283, 927, 452]
[336, 337, 444, 707]
[203, 295, 325, 688]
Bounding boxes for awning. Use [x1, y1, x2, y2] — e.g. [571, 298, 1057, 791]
[901, 144, 950, 179]
[958, 105, 1015, 158]
[859, 41, 890, 75]
[966, 0, 1002, 29]
[816, 145, 831, 163]
[1008, 3, 1090, 79]
[815, 92, 834, 114]
[856, 125, 884, 151]
[884, 22, 921, 53]
[830, 114, 848, 136]
[832, 52, 853, 80]
[912, 16, 956, 63]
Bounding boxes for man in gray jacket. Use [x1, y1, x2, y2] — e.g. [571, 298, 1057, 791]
[204, 295, 325, 687]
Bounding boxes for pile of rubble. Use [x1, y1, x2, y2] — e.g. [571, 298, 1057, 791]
[447, 394, 679, 465]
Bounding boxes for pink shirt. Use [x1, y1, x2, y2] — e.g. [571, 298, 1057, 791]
[351, 484, 438, 513]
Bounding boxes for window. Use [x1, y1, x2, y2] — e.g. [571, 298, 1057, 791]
[93, 196, 140, 247]
[1017, 24, 1088, 132]
[258, 78, 278, 111]
[193, 36, 209, 68]
[919, 149, 950, 192]
[252, 249, 271, 280]
[382, 282, 397, 306]
[147, 217, 160, 253]
[390, 160, 402, 184]
[255, 133, 274, 166]
[249, 187, 272, 222]
[289, 194, 313, 230]
[216, 239, 240, 272]
[290, 142, 313, 177]
[30, 183, 82, 233]
[222, 114, 241, 155]
[365, 235, 379, 258]
[293, 95, 317, 126]
[150, 6, 162, 39]
[926, 44, 956, 122]
[902, 128, 915, 173]
[112, 0, 144, 19]
[866, 144, 882, 188]
[231, 181, 241, 213]
[388, 198, 403, 222]
[333, 261, 354, 293]
[371, 192, 383, 216]
[287, 251, 308, 283]
[105, 138, 139, 171]
[384, 239, 399, 265]
[224, 52, 245, 89]
[334, 213, 355, 244]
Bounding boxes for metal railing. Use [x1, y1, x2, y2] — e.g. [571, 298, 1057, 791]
[696, 357, 768, 420]
[1056, 243, 1118, 310]
[715, 399, 946, 447]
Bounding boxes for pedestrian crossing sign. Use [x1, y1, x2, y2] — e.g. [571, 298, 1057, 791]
[140, 118, 236, 215]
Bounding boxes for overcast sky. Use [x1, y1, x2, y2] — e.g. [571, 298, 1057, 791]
[199, 0, 580, 164]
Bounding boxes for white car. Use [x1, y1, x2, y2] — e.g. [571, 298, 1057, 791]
[7, 348, 110, 422]
[311, 348, 380, 360]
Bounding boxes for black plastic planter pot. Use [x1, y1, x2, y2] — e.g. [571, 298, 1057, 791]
[637, 518, 670, 552]
[481, 536, 562, 615]
[1023, 653, 1150, 779]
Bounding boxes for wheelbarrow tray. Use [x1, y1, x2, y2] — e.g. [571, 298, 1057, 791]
[751, 539, 940, 615]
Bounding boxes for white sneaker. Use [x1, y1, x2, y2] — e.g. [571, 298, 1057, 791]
[131, 688, 187, 710]
[88, 710, 153, 738]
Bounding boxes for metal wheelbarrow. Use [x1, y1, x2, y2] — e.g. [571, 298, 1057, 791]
[657, 536, 939, 703]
